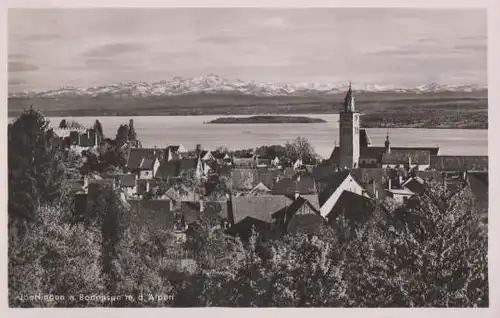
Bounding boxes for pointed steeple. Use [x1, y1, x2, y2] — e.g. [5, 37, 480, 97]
[344, 81, 355, 112]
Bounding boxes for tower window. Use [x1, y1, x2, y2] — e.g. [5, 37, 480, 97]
[354, 127, 359, 134]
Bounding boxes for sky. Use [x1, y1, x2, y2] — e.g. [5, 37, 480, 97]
[8, 8, 487, 93]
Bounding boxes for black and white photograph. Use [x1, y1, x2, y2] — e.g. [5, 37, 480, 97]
[6, 4, 490, 309]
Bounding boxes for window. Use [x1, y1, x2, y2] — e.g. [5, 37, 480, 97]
[354, 127, 359, 134]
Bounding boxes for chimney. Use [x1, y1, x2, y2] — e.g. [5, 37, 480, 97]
[294, 191, 300, 200]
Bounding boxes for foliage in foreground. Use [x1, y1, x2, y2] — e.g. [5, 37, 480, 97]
[9, 181, 488, 307]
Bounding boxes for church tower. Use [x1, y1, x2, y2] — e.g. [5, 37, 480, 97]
[339, 82, 360, 168]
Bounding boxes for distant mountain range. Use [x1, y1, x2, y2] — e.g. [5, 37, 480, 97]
[9, 74, 487, 98]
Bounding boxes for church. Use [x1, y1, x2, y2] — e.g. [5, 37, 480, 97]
[329, 83, 440, 170]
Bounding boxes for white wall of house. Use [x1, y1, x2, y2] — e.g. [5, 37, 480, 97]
[387, 190, 414, 204]
[319, 174, 366, 218]
[140, 170, 154, 179]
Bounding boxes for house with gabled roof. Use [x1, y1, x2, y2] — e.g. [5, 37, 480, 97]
[155, 157, 200, 180]
[126, 148, 162, 177]
[324, 190, 373, 225]
[272, 194, 326, 236]
[106, 173, 138, 197]
[228, 195, 293, 239]
[180, 200, 232, 230]
[318, 170, 370, 219]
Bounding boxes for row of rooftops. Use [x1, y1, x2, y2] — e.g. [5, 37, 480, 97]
[71, 163, 488, 238]
[330, 145, 487, 171]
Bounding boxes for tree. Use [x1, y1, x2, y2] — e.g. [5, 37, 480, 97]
[285, 137, 319, 165]
[8, 205, 103, 307]
[86, 184, 129, 294]
[59, 119, 68, 129]
[115, 124, 129, 146]
[338, 181, 488, 307]
[94, 119, 104, 139]
[128, 119, 137, 141]
[8, 107, 68, 226]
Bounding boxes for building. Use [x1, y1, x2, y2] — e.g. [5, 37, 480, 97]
[318, 170, 371, 219]
[338, 82, 360, 169]
[330, 84, 440, 170]
[126, 148, 162, 177]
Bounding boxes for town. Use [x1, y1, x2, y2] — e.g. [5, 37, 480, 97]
[53, 85, 488, 241]
[8, 84, 489, 308]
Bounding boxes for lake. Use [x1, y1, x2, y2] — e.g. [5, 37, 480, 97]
[40, 114, 487, 159]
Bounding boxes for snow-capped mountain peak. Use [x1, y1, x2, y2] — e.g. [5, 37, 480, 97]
[8, 75, 487, 98]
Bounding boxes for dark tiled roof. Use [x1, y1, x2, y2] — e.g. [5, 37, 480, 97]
[256, 171, 278, 189]
[272, 175, 316, 196]
[330, 146, 440, 162]
[360, 129, 372, 147]
[325, 190, 373, 222]
[381, 150, 430, 165]
[301, 194, 321, 211]
[180, 158, 198, 172]
[156, 158, 198, 179]
[127, 148, 160, 170]
[312, 164, 338, 182]
[231, 195, 293, 224]
[430, 155, 488, 171]
[318, 170, 351, 206]
[403, 178, 425, 194]
[127, 199, 173, 230]
[393, 147, 439, 156]
[140, 157, 156, 170]
[360, 147, 385, 159]
[281, 197, 325, 235]
[109, 174, 136, 188]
